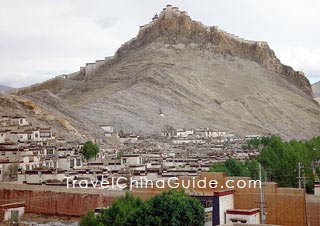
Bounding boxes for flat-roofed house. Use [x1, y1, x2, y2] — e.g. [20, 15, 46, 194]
[39, 127, 53, 141]
[121, 154, 142, 166]
[10, 116, 28, 127]
[0, 131, 7, 143]
[17, 131, 28, 142]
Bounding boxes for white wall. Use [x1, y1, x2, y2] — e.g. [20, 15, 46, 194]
[3, 207, 25, 222]
[0, 164, 4, 181]
[58, 158, 70, 170]
[0, 132, 6, 143]
[17, 133, 28, 142]
[17, 172, 66, 184]
[121, 156, 142, 166]
[315, 185, 320, 196]
[101, 125, 113, 133]
[226, 212, 260, 224]
[219, 194, 234, 224]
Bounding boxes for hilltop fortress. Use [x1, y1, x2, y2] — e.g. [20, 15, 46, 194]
[14, 5, 310, 97]
[80, 5, 270, 77]
[74, 5, 311, 97]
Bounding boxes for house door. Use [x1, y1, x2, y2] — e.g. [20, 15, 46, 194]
[10, 210, 19, 225]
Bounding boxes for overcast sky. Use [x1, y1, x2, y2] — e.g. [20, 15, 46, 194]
[1, 0, 320, 88]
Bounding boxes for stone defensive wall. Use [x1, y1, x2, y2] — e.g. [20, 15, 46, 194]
[80, 56, 113, 76]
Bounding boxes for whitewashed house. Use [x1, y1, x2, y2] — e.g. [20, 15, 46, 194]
[121, 155, 142, 166]
[0, 131, 7, 143]
[10, 116, 29, 127]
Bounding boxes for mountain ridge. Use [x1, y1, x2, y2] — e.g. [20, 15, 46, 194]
[312, 81, 320, 97]
[115, 5, 312, 96]
[312, 81, 320, 104]
[15, 5, 312, 98]
[0, 84, 14, 93]
[7, 5, 320, 140]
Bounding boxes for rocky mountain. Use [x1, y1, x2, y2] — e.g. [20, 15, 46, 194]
[0, 84, 13, 93]
[312, 81, 320, 97]
[312, 81, 320, 104]
[11, 5, 320, 140]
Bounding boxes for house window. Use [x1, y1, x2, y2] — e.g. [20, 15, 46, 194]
[76, 159, 81, 166]
[122, 158, 127, 164]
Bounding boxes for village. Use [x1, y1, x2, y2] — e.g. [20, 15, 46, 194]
[0, 114, 319, 226]
[0, 114, 262, 187]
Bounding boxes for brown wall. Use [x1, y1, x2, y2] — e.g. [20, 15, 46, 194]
[0, 188, 120, 216]
[306, 195, 320, 226]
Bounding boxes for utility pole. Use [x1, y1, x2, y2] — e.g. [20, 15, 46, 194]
[297, 162, 308, 190]
[298, 162, 302, 189]
[259, 163, 266, 224]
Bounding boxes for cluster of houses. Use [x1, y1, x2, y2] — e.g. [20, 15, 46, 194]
[160, 127, 259, 145]
[0, 115, 261, 189]
[3, 114, 320, 226]
[0, 115, 84, 184]
[0, 116, 54, 143]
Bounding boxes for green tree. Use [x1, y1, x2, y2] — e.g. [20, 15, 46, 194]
[209, 158, 250, 177]
[257, 135, 320, 192]
[98, 192, 143, 226]
[248, 138, 261, 150]
[80, 211, 102, 226]
[209, 162, 231, 175]
[81, 141, 99, 161]
[128, 190, 205, 226]
[80, 190, 205, 226]
[245, 160, 260, 180]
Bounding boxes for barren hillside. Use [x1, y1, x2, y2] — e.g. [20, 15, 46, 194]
[0, 84, 13, 93]
[11, 5, 320, 139]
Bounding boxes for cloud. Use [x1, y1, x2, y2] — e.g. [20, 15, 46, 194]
[96, 17, 118, 28]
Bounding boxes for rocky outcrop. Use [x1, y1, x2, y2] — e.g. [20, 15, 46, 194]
[115, 5, 312, 96]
